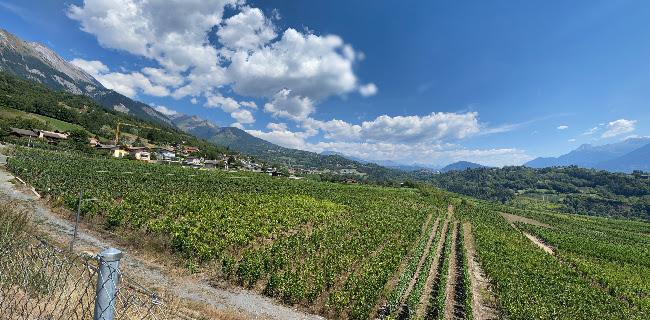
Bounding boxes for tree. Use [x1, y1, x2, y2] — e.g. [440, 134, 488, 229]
[63, 129, 94, 154]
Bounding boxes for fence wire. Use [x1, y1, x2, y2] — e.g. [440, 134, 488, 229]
[0, 238, 167, 320]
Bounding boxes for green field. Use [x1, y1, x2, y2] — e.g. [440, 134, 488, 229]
[7, 147, 650, 319]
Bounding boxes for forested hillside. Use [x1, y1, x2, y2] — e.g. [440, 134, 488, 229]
[0, 72, 233, 158]
[426, 166, 650, 220]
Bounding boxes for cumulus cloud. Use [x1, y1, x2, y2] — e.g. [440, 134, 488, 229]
[601, 119, 636, 138]
[142, 67, 184, 86]
[71, 58, 170, 98]
[67, 0, 365, 117]
[267, 122, 288, 131]
[557, 125, 568, 130]
[264, 89, 315, 120]
[217, 6, 276, 51]
[231, 122, 245, 130]
[240, 101, 258, 109]
[190, 98, 198, 104]
[359, 83, 378, 97]
[246, 126, 533, 167]
[205, 94, 242, 112]
[231, 109, 255, 123]
[70, 58, 109, 75]
[154, 105, 178, 116]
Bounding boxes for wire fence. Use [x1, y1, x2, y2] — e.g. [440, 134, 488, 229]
[0, 238, 167, 320]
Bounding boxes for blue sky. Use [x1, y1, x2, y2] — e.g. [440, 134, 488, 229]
[1, 0, 649, 167]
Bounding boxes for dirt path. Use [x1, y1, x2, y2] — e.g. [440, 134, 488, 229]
[396, 216, 441, 317]
[0, 144, 324, 320]
[414, 218, 449, 318]
[442, 221, 461, 320]
[499, 211, 553, 228]
[463, 222, 499, 320]
[499, 212, 554, 255]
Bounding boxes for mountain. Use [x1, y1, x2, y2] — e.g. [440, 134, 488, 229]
[0, 72, 232, 159]
[525, 138, 650, 168]
[441, 161, 488, 172]
[319, 151, 434, 171]
[0, 29, 172, 127]
[594, 143, 650, 173]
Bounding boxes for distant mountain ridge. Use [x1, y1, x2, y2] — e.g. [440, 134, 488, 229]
[525, 138, 650, 173]
[595, 143, 650, 173]
[441, 161, 488, 172]
[0, 29, 172, 127]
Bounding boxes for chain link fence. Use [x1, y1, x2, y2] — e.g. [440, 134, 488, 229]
[0, 238, 167, 320]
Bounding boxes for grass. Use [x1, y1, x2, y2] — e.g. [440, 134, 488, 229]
[31, 114, 87, 133]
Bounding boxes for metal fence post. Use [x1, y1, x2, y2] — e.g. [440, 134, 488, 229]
[93, 248, 123, 320]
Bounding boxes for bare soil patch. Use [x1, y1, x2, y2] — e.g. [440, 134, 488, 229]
[414, 218, 449, 318]
[396, 216, 441, 318]
[499, 211, 553, 229]
[462, 222, 499, 320]
[375, 211, 436, 317]
[442, 221, 462, 320]
[499, 212, 554, 255]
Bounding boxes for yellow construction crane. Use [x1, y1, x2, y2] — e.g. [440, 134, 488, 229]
[114, 122, 161, 145]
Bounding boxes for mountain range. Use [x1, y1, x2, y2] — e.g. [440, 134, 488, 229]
[0, 29, 172, 127]
[525, 137, 650, 173]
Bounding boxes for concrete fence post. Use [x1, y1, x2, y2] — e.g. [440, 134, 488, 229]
[93, 248, 123, 320]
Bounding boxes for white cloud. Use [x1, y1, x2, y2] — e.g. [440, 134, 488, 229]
[231, 109, 255, 123]
[70, 58, 109, 75]
[359, 83, 378, 97]
[246, 128, 313, 150]
[217, 6, 276, 51]
[68, 1, 365, 116]
[582, 126, 599, 135]
[142, 67, 184, 86]
[70, 58, 170, 98]
[246, 126, 533, 167]
[231, 122, 245, 130]
[557, 125, 568, 130]
[190, 98, 198, 104]
[266, 122, 288, 131]
[205, 94, 241, 112]
[154, 105, 178, 116]
[568, 138, 576, 142]
[601, 119, 636, 138]
[264, 89, 315, 120]
[240, 101, 258, 109]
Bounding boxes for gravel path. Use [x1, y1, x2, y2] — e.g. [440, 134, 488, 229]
[0, 143, 325, 320]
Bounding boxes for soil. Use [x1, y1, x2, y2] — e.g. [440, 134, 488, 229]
[374, 211, 436, 317]
[462, 222, 499, 320]
[499, 212, 554, 255]
[396, 216, 441, 318]
[414, 216, 449, 318]
[442, 221, 460, 320]
[0, 143, 324, 320]
[499, 212, 553, 229]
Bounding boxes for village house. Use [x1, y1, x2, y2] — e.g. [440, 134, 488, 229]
[37, 130, 69, 144]
[112, 146, 129, 158]
[204, 159, 227, 170]
[9, 128, 39, 139]
[127, 147, 151, 161]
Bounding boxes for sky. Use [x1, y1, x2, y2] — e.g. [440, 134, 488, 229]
[1, 0, 649, 167]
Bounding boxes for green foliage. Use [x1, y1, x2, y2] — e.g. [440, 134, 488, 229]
[7, 148, 445, 319]
[427, 166, 650, 220]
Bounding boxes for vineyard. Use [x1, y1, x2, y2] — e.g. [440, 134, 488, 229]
[6, 147, 650, 319]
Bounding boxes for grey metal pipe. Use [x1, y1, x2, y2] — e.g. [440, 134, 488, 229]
[93, 248, 123, 320]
